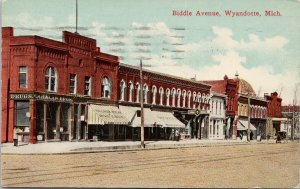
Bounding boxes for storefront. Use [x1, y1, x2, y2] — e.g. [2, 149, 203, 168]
[237, 119, 256, 140]
[119, 106, 185, 140]
[87, 104, 130, 141]
[9, 92, 97, 143]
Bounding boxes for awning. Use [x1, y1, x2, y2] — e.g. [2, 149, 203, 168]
[87, 104, 129, 125]
[119, 106, 162, 127]
[237, 120, 256, 131]
[151, 111, 185, 128]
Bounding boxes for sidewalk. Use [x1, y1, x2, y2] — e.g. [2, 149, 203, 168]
[1, 139, 280, 155]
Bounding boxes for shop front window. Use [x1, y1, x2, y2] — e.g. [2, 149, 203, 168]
[19, 66, 28, 89]
[15, 101, 30, 127]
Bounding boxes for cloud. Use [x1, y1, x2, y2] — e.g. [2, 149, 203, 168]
[6, 12, 296, 104]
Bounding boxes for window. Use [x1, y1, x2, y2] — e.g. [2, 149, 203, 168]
[152, 86, 157, 105]
[101, 77, 111, 98]
[159, 87, 164, 105]
[84, 76, 91, 96]
[45, 67, 57, 92]
[15, 101, 30, 126]
[19, 66, 28, 88]
[136, 83, 141, 103]
[129, 82, 134, 102]
[120, 80, 126, 101]
[69, 74, 77, 94]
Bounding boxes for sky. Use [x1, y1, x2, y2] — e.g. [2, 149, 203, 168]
[2, 0, 300, 105]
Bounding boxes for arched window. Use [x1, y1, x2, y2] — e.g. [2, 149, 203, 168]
[187, 91, 192, 108]
[177, 89, 181, 107]
[166, 88, 170, 106]
[128, 81, 134, 102]
[45, 66, 57, 92]
[136, 83, 141, 103]
[171, 88, 176, 107]
[152, 86, 157, 105]
[192, 92, 197, 108]
[119, 80, 126, 101]
[101, 76, 111, 98]
[159, 87, 164, 105]
[144, 84, 149, 104]
[197, 93, 201, 109]
[182, 90, 186, 108]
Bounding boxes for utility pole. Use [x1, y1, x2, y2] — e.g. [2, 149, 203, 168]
[247, 95, 251, 142]
[140, 59, 145, 148]
[75, 0, 78, 34]
[292, 99, 295, 141]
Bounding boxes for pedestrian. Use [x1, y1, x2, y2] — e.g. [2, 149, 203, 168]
[13, 127, 22, 147]
[175, 129, 180, 141]
[250, 131, 254, 140]
[169, 129, 174, 140]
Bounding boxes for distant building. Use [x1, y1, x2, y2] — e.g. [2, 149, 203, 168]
[208, 93, 227, 140]
[264, 92, 284, 138]
[281, 105, 300, 138]
[204, 74, 268, 140]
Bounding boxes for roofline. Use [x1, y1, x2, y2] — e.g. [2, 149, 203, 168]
[119, 63, 212, 88]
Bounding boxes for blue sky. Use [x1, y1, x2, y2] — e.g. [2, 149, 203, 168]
[2, 0, 300, 104]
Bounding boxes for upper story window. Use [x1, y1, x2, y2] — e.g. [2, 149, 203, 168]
[101, 76, 111, 98]
[45, 66, 57, 92]
[120, 80, 126, 101]
[19, 66, 28, 89]
[69, 74, 77, 94]
[84, 76, 91, 96]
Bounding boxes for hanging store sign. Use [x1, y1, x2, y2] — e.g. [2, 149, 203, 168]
[188, 109, 209, 116]
[10, 93, 73, 103]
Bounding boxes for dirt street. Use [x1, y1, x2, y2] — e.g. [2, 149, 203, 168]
[1, 143, 299, 188]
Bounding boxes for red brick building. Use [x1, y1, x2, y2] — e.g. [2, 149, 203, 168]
[2, 27, 122, 143]
[264, 92, 283, 137]
[204, 74, 268, 140]
[1, 27, 211, 143]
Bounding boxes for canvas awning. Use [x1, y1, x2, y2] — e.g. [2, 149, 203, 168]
[237, 120, 257, 131]
[119, 106, 163, 127]
[87, 104, 129, 125]
[151, 111, 185, 128]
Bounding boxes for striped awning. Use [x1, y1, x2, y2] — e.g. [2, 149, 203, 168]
[87, 104, 129, 125]
[151, 111, 185, 128]
[119, 106, 162, 127]
[237, 120, 256, 131]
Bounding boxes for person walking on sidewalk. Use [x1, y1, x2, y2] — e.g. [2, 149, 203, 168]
[13, 127, 22, 147]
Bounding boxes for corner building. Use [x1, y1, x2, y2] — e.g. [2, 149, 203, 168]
[2, 27, 121, 143]
[2, 27, 212, 143]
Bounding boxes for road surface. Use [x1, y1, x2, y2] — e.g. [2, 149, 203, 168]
[1, 143, 299, 188]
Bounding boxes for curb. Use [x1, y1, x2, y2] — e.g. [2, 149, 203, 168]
[1, 140, 283, 155]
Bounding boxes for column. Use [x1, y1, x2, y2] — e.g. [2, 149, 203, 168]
[29, 99, 37, 144]
[69, 103, 74, 141]
[8, 100, 15, 142]
[77, 104, 82, 140]
[56, 103, 61, 140]
[44, 103, 48, 141]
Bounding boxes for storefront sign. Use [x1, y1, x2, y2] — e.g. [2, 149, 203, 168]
[10, 93, 73, 103]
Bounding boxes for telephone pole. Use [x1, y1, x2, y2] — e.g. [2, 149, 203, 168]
[247, 95, 251, 142]
[75, 0, 78, 34]
[140, 59, 145, 148]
